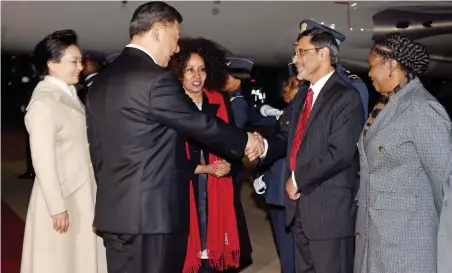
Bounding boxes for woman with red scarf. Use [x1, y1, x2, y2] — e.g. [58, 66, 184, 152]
[169, 38, 252, 273]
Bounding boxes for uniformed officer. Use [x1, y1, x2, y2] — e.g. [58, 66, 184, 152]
[296, 19, 369, 121]
[253, 72, 305, 273]
[223, 56, 277, 129]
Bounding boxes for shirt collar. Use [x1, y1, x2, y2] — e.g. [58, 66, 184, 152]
[44, 76, 78, 101]
[309, 70, 335, 96]
[126, 44, 157, 64]
[85, 73, 98, 81]
[230, 89, 242, 96]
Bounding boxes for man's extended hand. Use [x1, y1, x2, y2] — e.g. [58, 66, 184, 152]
[245, 132, 264, 161]
[286, 176, 300, 200]
[253, 131, 264, 144]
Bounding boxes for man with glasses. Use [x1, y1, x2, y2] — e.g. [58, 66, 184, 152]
[250, 22, 365, 273]
[293, 20, 369, 121]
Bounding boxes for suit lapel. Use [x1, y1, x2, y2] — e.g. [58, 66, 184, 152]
[59, 90, 85, 115]
[363, 78, 419, 145]
[358, 133, 368, 172]
[29, 78, 85, 115]
[202, 93, 220, 116]
[298, 72, 338, 147]
[289, 85, 309, 144]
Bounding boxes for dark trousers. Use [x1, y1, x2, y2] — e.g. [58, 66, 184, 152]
[102, 232, 188, 273]
[292, 208, 354, 273]
[269, 205, 295, 273]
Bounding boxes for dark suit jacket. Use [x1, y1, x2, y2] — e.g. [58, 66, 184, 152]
[265, 72, 364, 240]
[78, 73, 97, 104]
[262, 98, 299, 206]
[187, 93, 252, 257]
[85, 47, 247, 235]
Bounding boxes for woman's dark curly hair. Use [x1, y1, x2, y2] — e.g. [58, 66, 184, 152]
[371, 32, 429, 76]
[168, 37, 229, 90]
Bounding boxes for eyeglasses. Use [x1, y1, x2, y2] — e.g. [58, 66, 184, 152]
[294, 47, 320, 58]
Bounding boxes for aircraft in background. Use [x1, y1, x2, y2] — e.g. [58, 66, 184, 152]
[2, 1, 451, 79]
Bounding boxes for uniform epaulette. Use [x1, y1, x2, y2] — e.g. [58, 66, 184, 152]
[343, 69, 360, 80]
[230, 95, 243, 102]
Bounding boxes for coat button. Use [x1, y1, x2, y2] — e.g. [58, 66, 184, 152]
[379, 146, 385, 152]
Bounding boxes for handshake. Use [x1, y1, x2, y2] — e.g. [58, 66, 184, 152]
[245, 132, 266, 161]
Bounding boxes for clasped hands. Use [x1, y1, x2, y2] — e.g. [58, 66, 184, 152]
[245, 132, 265, 161]
[209, 160, 230, 178]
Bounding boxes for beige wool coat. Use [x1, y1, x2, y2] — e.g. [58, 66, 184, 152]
[20, 76, 107, 273]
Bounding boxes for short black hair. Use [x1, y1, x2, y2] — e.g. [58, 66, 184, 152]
[298, 28, 340, 66]
[168, 38, 229, 91]
[83, 57, 103, 72]
[228, 68, 251, 81]
[33, 29, 78, 76]
[130, 1, 183, 37]
[371, 32, 429, 76]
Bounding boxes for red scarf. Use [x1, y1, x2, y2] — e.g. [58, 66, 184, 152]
[183, 90, 240, 273]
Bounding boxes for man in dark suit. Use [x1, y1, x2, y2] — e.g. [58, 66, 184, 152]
[85, 2, 261, 273]
[250, 28, 364, 273]
[297, 20, 369, 122]
[78, 53, 103, 104]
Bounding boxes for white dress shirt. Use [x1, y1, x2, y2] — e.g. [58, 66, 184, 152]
[85, 73, 98, 82]
[261, 70, 335, 187]
[84, 73, 98, 88]
[125, 44, 157, 64]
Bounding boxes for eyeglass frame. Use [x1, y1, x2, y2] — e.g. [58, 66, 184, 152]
[293, 47, 322, 59]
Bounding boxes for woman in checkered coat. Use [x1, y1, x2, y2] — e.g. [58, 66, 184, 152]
[354, 33, 452, 273]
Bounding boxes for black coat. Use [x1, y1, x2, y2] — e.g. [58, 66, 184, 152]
[85, 47, 248, 235]
[186, 93, 252, 258]
[78, 73, 97, 104]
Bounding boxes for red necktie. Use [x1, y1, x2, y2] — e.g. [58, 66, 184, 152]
[289, 88, 314, 171]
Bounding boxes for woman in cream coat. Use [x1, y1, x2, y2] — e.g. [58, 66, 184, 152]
[20, 29, 107, 273]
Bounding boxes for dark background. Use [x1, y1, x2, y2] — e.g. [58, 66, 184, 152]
[3, 53, 452, 132]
